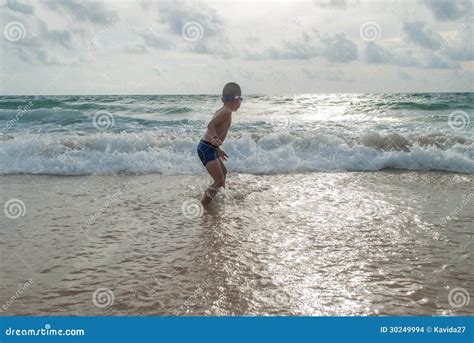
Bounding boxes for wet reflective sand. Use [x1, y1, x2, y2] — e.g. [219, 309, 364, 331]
[0, 172, 472, 315]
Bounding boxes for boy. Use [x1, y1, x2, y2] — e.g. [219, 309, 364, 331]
[197, 82, 243, 205]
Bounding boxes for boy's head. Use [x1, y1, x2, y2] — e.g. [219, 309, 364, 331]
[221, 82, 242, 111]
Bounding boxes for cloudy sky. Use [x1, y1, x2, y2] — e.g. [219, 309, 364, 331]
[0, 0, 473, 94]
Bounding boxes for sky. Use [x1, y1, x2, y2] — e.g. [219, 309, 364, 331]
[0, 0, 473, 94]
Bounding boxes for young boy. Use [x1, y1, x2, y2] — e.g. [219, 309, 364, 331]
[197, 82, 243, 205]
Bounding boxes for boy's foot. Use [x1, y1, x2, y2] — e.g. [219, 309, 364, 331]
[201, 186, 218, 205]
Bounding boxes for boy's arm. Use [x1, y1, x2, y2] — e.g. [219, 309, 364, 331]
[216, 147, 228, 161]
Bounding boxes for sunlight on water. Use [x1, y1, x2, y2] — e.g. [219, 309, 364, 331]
[2, 172, 471, 316]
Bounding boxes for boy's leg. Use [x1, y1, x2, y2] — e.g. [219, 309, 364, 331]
[201, 159, 227, 205]
[218, 159, 227, 188]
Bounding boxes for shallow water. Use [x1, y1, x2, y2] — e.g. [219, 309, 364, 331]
[1, 172, 472, 315]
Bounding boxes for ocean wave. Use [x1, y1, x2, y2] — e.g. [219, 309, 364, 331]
[0, 108, 200, 128]
[0, 108, 87, 125]
[0, 131, 472, 175]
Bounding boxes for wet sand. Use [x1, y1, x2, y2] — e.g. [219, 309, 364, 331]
[0, 171, 472, 315]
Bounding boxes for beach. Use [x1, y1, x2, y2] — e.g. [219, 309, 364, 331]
[1, 171, 472, 316]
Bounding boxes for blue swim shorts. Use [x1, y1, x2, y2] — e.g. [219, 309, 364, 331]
[197, 139, 218, 166]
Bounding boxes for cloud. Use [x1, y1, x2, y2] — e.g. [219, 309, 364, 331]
[424, 54, 460, 69]
[252, 41, 318, 60]
[402, 18, 473, 61]
[301, 67, 348, 81]
[38, 20, 72, 48]
[156, 1, 223, 38]
[423, 0, 472, 21]
[2, 0, 473, 93]
[441, 16, 474, 61]
[365, 42, 419, 66]
[446, 45, 474, 61]
[311, 0, 359, 9]
[42, 0, 115, 24]
[138, 29, 174, 50]
[11, 46, 66, 65]
[319, 32, 358, 62]
[123, 44, 148, 54]
[6, 0, 34, 15]
[403, 20, 443, 50]
[365, 42, 459, 69]
[154, 1, 233, 57]
[398, 70, 413, 81]
[1, 5, 81, 65]
[245, 30, 357, 62]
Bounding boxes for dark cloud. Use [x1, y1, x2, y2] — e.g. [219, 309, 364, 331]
[403, 20, 443, 50]
[423, 0, 472, 21]
[319, 32, 357, 62]
[156, 1, 223, 37]
[365, 42, 419, 66]
[403, 18, 473, 61]
[35, 48, 64, 65]
[259, 41, 319, 60]
[365, 42, 459, 69]
[6, 0, 34, 15]
[38, 20, 72, 48]
[1, 9, 75, 65]
[11, 46, 65, 65]
[446, 45, 474, 61]
[441, 17, 474, 61]
[424, 54, 460, 69]
[245, 30, 357, 62]
[154, 1, 234, 57]
[42, 0, 114, 25]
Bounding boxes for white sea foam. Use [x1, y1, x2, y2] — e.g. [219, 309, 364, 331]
[0, 131, 472, 175]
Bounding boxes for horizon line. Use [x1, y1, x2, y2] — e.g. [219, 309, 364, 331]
[0, 91, 473, 96]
